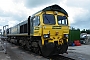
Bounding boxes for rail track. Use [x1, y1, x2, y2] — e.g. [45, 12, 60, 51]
[9, 43, 75, 60]
[49, 55, 75, 60]
[4, 39, 75, 60]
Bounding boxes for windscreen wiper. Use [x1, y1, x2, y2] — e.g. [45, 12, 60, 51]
[44, 15, 51, 24]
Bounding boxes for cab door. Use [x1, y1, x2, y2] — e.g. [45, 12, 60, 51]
[32, 16, 41, 36]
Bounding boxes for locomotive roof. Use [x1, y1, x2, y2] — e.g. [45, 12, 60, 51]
[32, 4, 68, 16]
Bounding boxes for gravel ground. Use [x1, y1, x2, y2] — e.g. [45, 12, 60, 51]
[66, 45, 90, 60]
[7, 43, 90, 60]
[0, 52, 11, 60]
[0, 39, 11, 60]
[0, 38, 90, 60]
[7, 43, 48, 60]
[68, 45, 90, 55]
[63, 51, 90, 60]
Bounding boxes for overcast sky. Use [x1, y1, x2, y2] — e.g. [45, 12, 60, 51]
[0, 0, 90, 31]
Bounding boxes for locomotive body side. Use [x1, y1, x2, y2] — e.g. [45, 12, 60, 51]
[7, 20, 28, 43]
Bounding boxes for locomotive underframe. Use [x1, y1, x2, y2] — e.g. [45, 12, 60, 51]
[7, 35, 68, 57]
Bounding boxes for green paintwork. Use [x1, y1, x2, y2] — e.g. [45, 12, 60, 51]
[69, 30, 80, 42]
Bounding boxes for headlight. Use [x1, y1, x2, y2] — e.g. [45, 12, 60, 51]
[43, 34, 50, 38]
[65, 34, 68, 37]
[64, 34, 68, 38]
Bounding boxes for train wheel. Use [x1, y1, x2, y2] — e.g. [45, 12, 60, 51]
[34, 47, 39, 54]
[25, 41, 31, 51]
[37, 44, 42, 55]
[60, 42, 68, 53]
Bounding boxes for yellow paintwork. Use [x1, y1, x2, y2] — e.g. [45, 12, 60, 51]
[33, 11, 69, 45]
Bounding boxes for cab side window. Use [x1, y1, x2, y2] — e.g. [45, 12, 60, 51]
[33, 16, 40, 26]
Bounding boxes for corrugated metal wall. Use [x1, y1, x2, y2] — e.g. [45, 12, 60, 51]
[69, 30, 80, 42]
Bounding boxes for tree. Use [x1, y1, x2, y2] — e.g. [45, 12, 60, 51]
[81, 29, 86, 33]
[86, 29, 90, 34]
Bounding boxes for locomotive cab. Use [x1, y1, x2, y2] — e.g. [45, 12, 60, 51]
[30, 5, 69, 57]
[41, 12, 69, 56]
